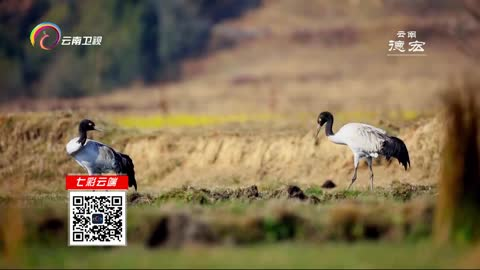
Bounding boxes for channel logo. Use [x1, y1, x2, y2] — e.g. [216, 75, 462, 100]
[92, 213, 104, 224]
[30, 22, 62, 50]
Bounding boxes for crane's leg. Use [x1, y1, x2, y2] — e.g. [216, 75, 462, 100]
[367, 157, 374, 191]
[348, 153, 360, 190]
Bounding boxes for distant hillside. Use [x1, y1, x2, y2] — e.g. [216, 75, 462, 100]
[1, 0, 478, 115]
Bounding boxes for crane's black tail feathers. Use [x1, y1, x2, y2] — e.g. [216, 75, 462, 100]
[119, 153, 137, 191]
[381, 136, 410, 170]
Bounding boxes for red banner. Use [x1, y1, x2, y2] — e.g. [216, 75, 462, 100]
[66, 175, 129, 190]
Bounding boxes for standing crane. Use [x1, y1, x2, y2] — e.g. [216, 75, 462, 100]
[315, 111, 410, 190]
[66, 119, 138, 191]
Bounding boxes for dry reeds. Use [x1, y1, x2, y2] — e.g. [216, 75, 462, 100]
[434, 77, 480, 244]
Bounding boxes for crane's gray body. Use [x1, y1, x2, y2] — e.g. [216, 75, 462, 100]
[66, 122, 138, 191]
[317, 112, 410, 190]
[66, 137, 122, 175]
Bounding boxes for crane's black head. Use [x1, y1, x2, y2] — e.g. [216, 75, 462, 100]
[79, 119, 101, 133]
[317, 111, 333, 127]
[315, 111, 334, 139]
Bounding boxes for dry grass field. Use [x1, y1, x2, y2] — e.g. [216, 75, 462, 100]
[0, 111, 442, 194]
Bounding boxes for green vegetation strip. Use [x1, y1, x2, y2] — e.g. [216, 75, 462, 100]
[115, 110, 421, 129]
[116, 114, 276, 128]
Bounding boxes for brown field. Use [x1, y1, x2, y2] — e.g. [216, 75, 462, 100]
[0, 111, 443, 194]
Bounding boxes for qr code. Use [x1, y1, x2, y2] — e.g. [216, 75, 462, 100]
[69, 191, 126, 246]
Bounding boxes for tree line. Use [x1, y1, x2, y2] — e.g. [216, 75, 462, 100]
[0, 0, 260, 102]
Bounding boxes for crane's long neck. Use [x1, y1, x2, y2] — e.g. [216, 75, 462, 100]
[325, 119, 334, 137]
[77, 128, 87, 146]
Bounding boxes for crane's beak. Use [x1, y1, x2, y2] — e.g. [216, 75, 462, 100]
[314, 124, 321, 139]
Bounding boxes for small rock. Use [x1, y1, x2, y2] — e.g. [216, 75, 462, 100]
[321, 180, 336, 189]
[287, 185, 307, 200]
[128, 192, 154, 205]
